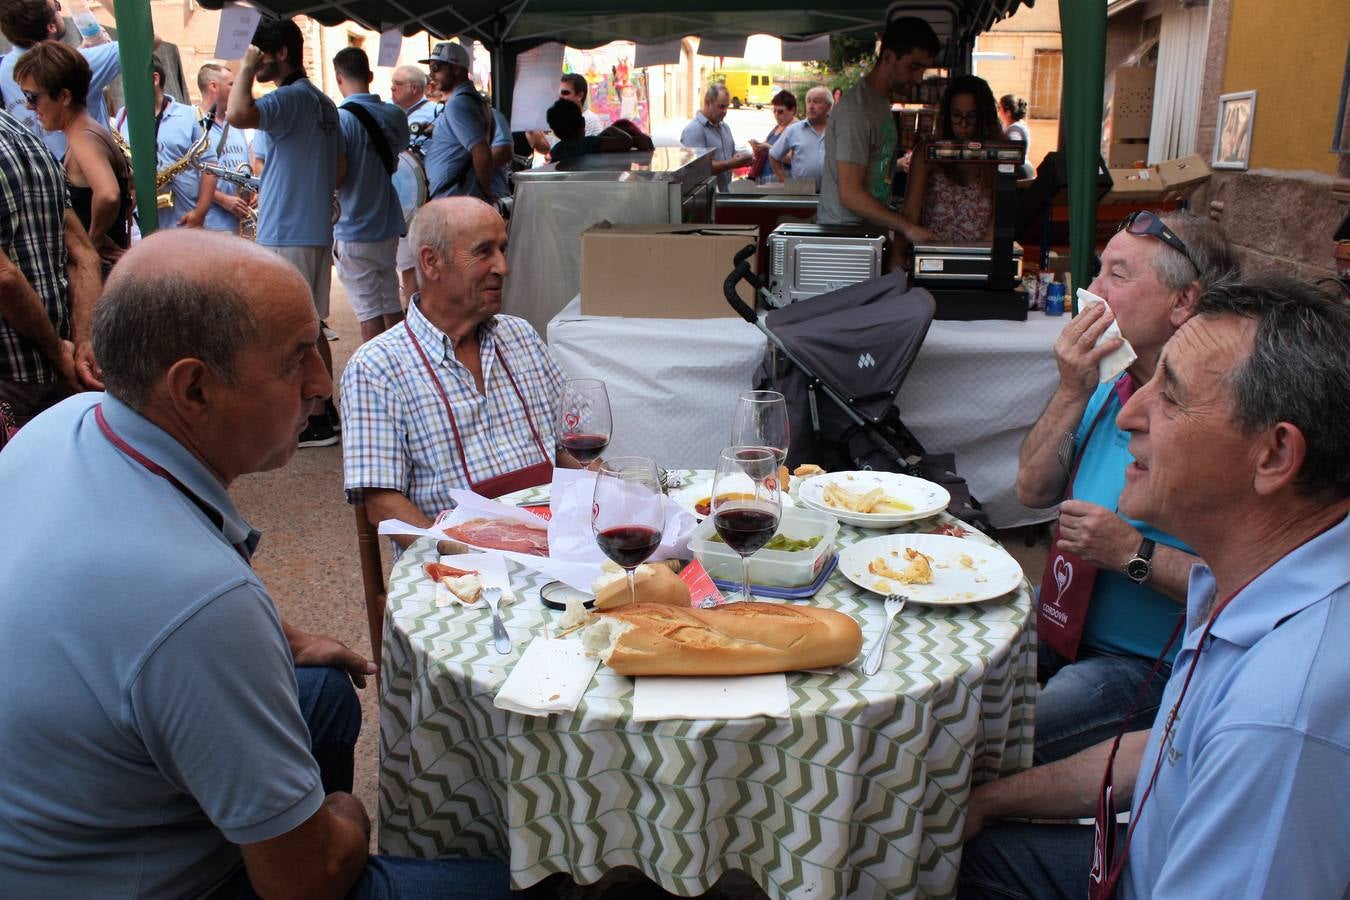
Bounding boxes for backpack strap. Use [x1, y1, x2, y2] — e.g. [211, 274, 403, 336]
[340, 100, 396, 175]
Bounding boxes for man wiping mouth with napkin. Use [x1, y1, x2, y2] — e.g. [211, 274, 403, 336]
[1014, 211, 1238, 765]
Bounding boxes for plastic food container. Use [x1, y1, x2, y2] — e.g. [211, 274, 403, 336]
[690, 505, 839, 588]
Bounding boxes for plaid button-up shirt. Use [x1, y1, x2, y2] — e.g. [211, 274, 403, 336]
[341, 298, 565, 518]
[0, 110, 71, 385]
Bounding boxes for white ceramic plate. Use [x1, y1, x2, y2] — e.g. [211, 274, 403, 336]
[669, 477, 794, 521]
[838, 533, 1023, 605]
[797, 471, 949, 527]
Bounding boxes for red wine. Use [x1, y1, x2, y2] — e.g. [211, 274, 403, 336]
[561, 432, 609, 464]
[713, 508, 779, 556]
[595, 525, 661, 568]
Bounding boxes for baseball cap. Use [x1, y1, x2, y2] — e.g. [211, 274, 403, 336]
[420, 42, 471, 69]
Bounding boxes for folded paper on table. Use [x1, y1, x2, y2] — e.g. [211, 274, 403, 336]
[431, 553, 516, 607]
[631, 673, 790, 722]
[1076, 288, 1137, 383]
[547, 468, 698, 564]
[494, 638, 600, 716]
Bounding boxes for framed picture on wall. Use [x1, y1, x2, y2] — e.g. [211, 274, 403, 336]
[1214, 90, 1257, 170]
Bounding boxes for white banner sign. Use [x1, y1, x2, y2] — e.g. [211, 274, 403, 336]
[214, 2, 261, 61]
[378, 28, 402, 67]
[634, 39, 683, 68]
[780, 35, 831, 62]
[509, 42, 565, 132]
[696, 35, 748, 59]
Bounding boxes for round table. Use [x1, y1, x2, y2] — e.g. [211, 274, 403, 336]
[377, 471, 1036, 899]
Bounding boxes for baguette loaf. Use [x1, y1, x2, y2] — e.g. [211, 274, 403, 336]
[592, 563, 690, 610]
[582, 601, 862, 676]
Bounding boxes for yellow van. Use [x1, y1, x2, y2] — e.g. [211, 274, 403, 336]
[716, 69, 776, 109]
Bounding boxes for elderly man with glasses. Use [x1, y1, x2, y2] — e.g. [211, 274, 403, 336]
[1014, 211, 1238, 766]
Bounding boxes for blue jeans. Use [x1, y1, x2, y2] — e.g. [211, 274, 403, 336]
[1034, 644, 1172, 764]
[958, 821, 1122, 899]
[213, 666, 515, 899]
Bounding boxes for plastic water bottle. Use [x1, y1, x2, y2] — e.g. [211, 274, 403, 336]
[1045, 282, 1066, 316]
[66, 0, 110, 46]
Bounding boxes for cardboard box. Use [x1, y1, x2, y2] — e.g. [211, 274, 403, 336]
[1104, 166, 1165, 203]
[1107, 65, 1155, 141]
[1157, 154, 1211, 196]
[1107, 141, 1150, 168]
[580, 223, 759, 319]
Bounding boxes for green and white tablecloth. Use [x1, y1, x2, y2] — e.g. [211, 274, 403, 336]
[378, 473, 1037, 898]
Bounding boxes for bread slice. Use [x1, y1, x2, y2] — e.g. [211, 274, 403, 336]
[583, 601, 862, 676]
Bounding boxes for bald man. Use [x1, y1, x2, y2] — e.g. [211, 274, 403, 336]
[770, 86, 832, 188]
[342, 197, 577, 541]
[0, 231, 513, 897]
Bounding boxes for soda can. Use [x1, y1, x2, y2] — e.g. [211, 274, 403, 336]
[1045, 282, 1066, 316]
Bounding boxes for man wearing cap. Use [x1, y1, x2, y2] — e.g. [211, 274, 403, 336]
[420, 42, 495, 204]
[332, 47, 409, 343]
[228, 16, 345, 448]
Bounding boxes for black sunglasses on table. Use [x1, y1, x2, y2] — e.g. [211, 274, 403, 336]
[1118, 210, 1199, 275]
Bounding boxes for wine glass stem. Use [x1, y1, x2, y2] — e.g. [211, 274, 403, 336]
[741, 555, 752, 603]
[626, 568, 637, 605]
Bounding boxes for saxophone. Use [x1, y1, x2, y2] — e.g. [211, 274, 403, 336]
[155, 126, 212, 209]
[195, 158, 261, 240]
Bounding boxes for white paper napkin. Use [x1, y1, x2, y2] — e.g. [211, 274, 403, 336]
[547, 468, 698, 564]
[631, 674, 790, 722]
[494, 638, 600, 717]
[1077, 288, 1137, 383]
[430, 553, 516, 607]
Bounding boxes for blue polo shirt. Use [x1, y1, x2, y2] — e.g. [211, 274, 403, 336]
[423, 82, 489, 200]
[490, 108, 512, 200]
[770, 118, 828, 189]
[255, 75, 341, 247]
[1070, 379, 1189, 662]
[203, 119, 254, 233]
[0, 393, 324, 897]
[1122, 512, 1350, 898]
[119, 95, 217, 230]
[680, 111, 738, 191]
[0, 41, 120, 157]
[335, 93, 410, 243]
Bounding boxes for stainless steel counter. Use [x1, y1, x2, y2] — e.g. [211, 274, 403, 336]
[503, 147, 715, 334]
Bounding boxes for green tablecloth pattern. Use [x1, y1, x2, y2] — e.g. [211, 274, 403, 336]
[378, 473, 1036, 898]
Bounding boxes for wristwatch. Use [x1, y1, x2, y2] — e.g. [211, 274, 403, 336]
[1124, 538, 1156, 584]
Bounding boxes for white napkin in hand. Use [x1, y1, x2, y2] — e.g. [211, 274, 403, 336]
[494, 638, 600, 717]
[1076, 288, 1137, 383]
[631, 674, 790, 722]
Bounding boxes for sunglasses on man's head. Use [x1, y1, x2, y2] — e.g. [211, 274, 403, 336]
[1118, 210, 1199, 275]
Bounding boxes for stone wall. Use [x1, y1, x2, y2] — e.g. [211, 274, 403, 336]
[1195, 171, 1344, 281]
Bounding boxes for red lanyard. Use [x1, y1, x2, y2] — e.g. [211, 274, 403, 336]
[94, 403, 253, 564]
[402, 318, 550, 487]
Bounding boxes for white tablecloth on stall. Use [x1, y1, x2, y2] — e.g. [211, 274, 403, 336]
[897, 315, 1067, 528]
[546, 296, 767, 468]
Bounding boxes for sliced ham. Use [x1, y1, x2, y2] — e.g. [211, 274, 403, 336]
[443, 517, 550, 556]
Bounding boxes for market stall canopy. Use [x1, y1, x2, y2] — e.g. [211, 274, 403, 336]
[194, 0, 1032, 61]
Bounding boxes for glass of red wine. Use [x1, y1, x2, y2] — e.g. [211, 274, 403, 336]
[556, 378, 612, 466]
[711, 446, 783, 603]
[731, 390, 790, 467]
[591, 456, 665, 605]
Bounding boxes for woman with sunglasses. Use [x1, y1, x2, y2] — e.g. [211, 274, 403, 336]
[900, 74, 1002, 244]
[748, 89, 797, 183]
[13, 41, 130, 273]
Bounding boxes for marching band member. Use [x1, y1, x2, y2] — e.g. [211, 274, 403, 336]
[197, 63, 256, 237]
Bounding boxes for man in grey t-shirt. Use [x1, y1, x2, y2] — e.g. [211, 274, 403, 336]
[818, 16, 941, 244]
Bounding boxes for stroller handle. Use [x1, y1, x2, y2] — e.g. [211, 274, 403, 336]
[722, 243, 760, 324]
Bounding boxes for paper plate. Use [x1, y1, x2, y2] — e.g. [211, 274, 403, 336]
[838, 533, 1022, 605]
[797, 471, 948, 527]
[669, 477, 794, 521]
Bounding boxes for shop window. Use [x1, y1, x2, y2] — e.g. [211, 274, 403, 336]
[1029, 49, 1062, 119]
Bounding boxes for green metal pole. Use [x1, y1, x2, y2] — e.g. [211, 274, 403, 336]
[112, 0, 158, 234]
[1059, 0, 1106, 310]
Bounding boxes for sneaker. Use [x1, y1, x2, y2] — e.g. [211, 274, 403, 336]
[325, 398, 341, 434]
[321, 320, 339, 341]
[298, 415, 339, 448]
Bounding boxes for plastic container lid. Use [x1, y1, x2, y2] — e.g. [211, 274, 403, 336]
[690, 505, 839, 588]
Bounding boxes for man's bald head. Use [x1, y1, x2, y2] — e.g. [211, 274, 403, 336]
[95, 231, 308, 409]
[406, 197, 501, 287]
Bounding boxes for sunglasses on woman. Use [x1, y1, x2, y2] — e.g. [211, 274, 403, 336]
[1118, 210, 1199, 275]
[22, 89, 52, 108]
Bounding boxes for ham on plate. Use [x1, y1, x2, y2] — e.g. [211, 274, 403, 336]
[443, 517, 550, 556]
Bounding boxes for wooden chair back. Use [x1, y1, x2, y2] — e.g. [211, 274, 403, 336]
[353, 497, 387, 668]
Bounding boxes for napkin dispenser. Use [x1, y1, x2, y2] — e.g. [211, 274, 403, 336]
[766, 223, 889, 306]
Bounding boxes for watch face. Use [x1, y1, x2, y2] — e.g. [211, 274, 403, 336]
[1126, 558, 1149, 582]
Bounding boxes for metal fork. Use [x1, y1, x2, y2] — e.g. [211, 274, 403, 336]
[482, 587, 512, 655]
[863, 594, 907, 676]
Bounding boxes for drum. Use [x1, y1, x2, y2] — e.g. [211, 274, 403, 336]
[394, 150, 428, 227]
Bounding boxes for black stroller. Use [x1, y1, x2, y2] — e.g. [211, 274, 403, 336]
[722, 245, 993, 534]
